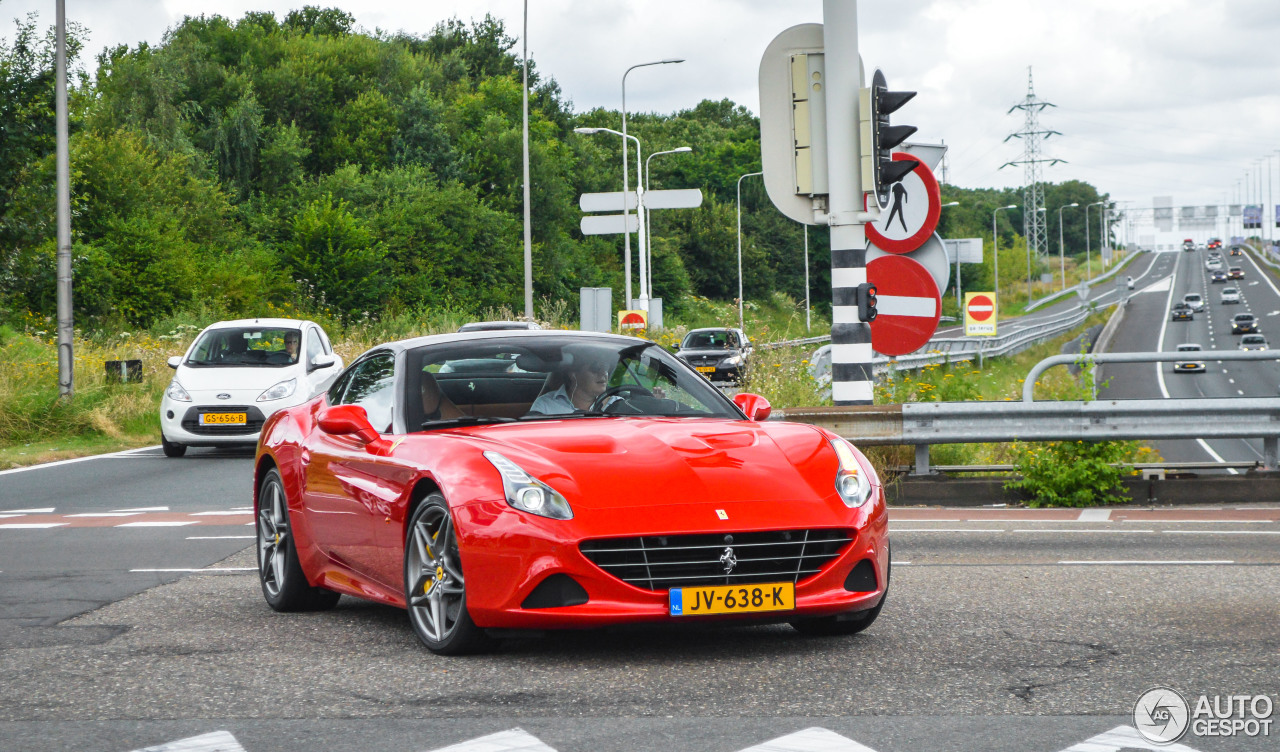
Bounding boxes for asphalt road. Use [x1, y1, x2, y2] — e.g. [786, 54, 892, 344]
[1099, 247, 1280, 469]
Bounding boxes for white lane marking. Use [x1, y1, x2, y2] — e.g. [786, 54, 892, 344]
[190, 511, 249, 516]
[888, 518, 960, 522]
[0, 523, 68, 529]
[1059, 560, 1234, 565]
[115, 521, 198, 528]
[1194, 439, 1237, 475]
[1077, 508, 1111, 521]
[889, 528, 1007, 533]
[129, 729, 246, 752]
[1057, 724, 1206, 752]
[1012, 529, 1155, 534]
[129, 568, 257, 573]
[0, 514, 27, 518]
[66, 512, 140, 518]
[425, 728, 559, 752]
[1137, 519, 1272, 523]
[187, 535, 255, 540]
[1164, 530, 1280, 535]
[876, 295, 937, 318]
[116, 506, 169, 512]
[0, 507, 55, 514]
[734, 727, 880, 752]
[0, 445, 160, 477]
[1135, 275, 1173, 294]
[1228, 378, 1235, 383]
[1237, 389, 1244, 395]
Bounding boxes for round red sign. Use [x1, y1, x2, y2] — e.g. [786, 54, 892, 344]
[866, 255, 941, 357]
[967, 295, 994, 322]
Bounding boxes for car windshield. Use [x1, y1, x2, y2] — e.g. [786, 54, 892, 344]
[1223, 288, 1237, 294]
[1242, 336, 1266, 345]
[682, 330, 739, 349]
[1177, 345, 1201, 352]
[406, 335, 741, 429]
[186, 326, 302, 367]
[1184, 294, 1202, 301]
[1235, 315, 1254, 322]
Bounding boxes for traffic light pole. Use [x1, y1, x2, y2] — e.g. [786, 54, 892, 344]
[823, 0, 873, 405]
[55, 0, 73, 399]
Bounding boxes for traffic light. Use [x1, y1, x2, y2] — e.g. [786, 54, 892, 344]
[860, 69, 919, 210]
[856, 283, 878, 322]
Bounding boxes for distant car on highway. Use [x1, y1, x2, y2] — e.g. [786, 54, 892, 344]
[1125, 276, 1135, 289]
[1170, 303, 1194, 322]
[1208, 238, 1223, 251]
[1230, 246, 1244, 256]
[1210, 270, 1228, 283]
[457, 321, 542, 333]
[1240, 334, 1268, 350]
[1174, 344, 1206, 374]
[1232, 313, 1258, 334]
[1228, 266, 1244, 280]
[1181, 293, 1205, 312]
[1221, 288, 1241, 304]
[675, 327, 753, 383]
[1182, 239, 1195, 251]
[1206, 258, 1223, 271]
[160, 318, 343, 457]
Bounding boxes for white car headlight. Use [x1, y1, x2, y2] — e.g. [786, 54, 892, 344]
[165, 380, 192, 402]
[830, 438, 875, 508]
[719, 354, 743, 366]
[256, 378, 298, 402]
[483, 451, 573, 520]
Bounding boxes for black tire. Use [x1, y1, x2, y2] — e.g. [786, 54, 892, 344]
[256, 469, 340, 612]
[791, 549, 891, 637]
[161, 434, 186, 458]
[404, 494, 492, 655]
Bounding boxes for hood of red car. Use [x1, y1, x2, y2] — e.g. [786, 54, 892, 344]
[459, 417, 840, 513]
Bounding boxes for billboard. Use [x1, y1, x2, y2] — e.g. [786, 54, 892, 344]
[1244, 205, 1262, 230]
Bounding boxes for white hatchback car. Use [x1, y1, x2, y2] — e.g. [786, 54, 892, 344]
[159, 318, 343, 457]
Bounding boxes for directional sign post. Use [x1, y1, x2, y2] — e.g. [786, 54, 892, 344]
[865, 152, 941, 254]
[964, 292, 997, 336]
[866, 255, 941, 356]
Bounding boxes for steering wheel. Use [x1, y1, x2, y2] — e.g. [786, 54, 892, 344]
[589, 384, 652, 413]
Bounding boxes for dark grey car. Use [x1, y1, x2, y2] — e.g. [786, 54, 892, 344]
[675, 328, 753, 383]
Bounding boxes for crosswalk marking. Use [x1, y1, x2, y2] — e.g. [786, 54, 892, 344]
[131, 730, 246, 752]
[736, 727, 879, 752]
[428, 728, 557, 752]
[1056, 724, 1205, 752]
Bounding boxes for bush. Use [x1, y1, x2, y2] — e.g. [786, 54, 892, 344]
[1005, 440, 1146, 508]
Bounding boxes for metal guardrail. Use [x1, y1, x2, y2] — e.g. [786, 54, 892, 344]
[1023, 248, 1141, 312]
[780, 397, 1280, 474]
[1022, 350, 1280, 402]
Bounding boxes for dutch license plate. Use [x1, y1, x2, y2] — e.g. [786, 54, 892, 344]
[200, 412, 247, 425]
[669, 581, 794, 616]
[696, 366, 716, 374]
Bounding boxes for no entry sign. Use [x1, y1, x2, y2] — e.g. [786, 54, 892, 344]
[866, 255, 941, 356]
[964, 292, 996, 336]
[865, 153, 941, 254]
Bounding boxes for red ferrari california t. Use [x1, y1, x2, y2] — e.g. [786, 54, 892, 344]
[253, 331, 889, 654]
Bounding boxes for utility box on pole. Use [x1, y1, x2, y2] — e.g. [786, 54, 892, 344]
[580, 287, 612, 332]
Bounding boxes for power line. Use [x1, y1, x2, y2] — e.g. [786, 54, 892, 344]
[1001, 66, 1064, 258]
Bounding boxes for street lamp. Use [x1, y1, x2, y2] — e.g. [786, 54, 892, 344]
[993, 205, 1017, 317]
[575, 126, 645, 303]
[1027, 207, 1046, 303]
[520, 0, 532, 321]
[939, 201, 960, 306]
[644, 146, 693, 302]
[737, 171, 763, 331]
[621, 58, 684, 308]
[1057, 202, 1079, 292]
[1085, 201, 1104, 284]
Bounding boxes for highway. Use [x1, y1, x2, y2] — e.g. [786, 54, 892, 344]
[1100, 247, 1280, 469]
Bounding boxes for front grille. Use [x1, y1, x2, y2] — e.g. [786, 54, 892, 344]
[579, 529, 854, 591]
[180, 405, 266, 435]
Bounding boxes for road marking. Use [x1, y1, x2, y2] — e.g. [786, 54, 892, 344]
[115, 521, 198, 528]
[1077, 508, 1111, 521]
[1228, 378, 1235, 383]
[735, 727, 880, 752]
[426, 728, 559, 752]
[129, 568, 257, 573]
[66, 512, 141, 518]
[1059, 560, 1234, 565]
[0, 514, 27, 518]
[0, 523, 68, 529]
[1238, 389, 1244, 395]
[1058, 724, 1206, 752]
[1012, 529, 1155, 533]
[0, 507, 55, 514]
[129, 730, 246, 752]
[187, 535, 256, 540]
[190, 510, 250, 516]
[0, 445, 160, 477]
[1164, 530, 1280, 535]
[116, 506, 169, 512]
[889, 528, 1007, 533]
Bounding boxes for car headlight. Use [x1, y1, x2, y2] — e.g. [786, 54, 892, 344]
[483, 451, 573, 520]
[719, 354, 743, 366]
[165, 380, 192, 402]
[256, 378, 298, 402]
[830, 438, 875, 508]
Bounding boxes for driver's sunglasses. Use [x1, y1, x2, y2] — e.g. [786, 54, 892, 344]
[582, 361, 610, 375]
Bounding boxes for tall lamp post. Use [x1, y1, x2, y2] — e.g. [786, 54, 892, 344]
[737, 171, 763, 331]
[644, 146, 693, 303]
[520, 0, 532, 320]
[55, 0, 73, 399]
[1085, 200, 1104, 284]
[1057, 202, 1078, 292]
[993, 205, 1017, 317]
[574, 126, 644, 301]
[622, 58, 683, 308]
[939, 201, 959, 306]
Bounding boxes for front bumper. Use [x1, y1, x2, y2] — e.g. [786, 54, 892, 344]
[159, 393, 304, 447]
[453, 490, 890, 630]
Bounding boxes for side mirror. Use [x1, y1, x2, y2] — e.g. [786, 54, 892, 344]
[317, 404, 381, 444]
[733, 392, 772, 422]
[167, 356, 182, 369]
[308, 353, 337, 373]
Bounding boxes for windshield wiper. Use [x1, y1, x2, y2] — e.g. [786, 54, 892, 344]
[420, 416, 517, 430]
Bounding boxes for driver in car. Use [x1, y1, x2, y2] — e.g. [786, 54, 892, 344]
[528, 345, 618, 414]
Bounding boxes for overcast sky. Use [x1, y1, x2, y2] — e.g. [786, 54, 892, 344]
[6, 0, 1280, 226]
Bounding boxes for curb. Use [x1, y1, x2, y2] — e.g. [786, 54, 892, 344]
[886, 473, 1280, 507]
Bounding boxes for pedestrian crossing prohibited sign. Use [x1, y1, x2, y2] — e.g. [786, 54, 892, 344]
[964, 292, 996, 336]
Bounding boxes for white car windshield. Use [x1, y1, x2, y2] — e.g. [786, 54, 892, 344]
[186, 327, 302, 367]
